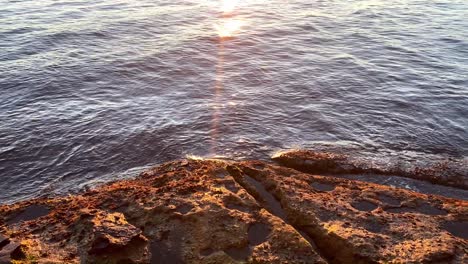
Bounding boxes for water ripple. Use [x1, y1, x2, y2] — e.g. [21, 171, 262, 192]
[0, 0, 467, 203]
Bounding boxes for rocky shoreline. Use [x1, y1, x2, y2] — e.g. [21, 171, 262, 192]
[1, 151, 467, 263]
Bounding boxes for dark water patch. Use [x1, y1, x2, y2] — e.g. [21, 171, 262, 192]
[351, 201, 378, 212]
[385, 203, 447, 216]
[175, 204, 193, 214]
[2, 26, 44, 35]
[441, 221, 468, 239]
[415, 202, 448, 216]
[248, 222, 271, 246]
[48, 1, 88, 8]
[298, 24, 320, 32]
[7, 205, 50, 224]
[439, 37, 463, 44]
[364, 220, 385, 233]
[311, 182, 336, 192]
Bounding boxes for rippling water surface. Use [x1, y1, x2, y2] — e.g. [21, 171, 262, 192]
[1, 0, 467, 203]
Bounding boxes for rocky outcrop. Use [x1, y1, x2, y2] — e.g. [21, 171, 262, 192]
[272, 149, 468, 189]
[0, 157, 466, 263]
[231, 161, 467, 263]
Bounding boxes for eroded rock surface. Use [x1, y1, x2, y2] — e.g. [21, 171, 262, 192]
[0, 160, 324, 263]
[0, 158, 466, 263]
[232, 161, 468, 263]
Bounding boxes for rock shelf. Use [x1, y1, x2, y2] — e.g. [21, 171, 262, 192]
[0, 156, 466, 263]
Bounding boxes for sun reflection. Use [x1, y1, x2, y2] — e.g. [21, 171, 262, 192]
[215, 19, 244, 38]
[220, 0, 239, 14]
[210, 40, 224, 155]
[210, 0, 245, 155]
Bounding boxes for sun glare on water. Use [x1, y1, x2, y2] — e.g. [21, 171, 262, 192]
[215, 19, 244, 38]
[215, 0, 245, 38]
[220, 0, 239, 14]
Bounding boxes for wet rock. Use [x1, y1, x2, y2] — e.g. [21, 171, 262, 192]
[0, 239, 24, 263]
[272, 149, 468, 189]
[0, 235, 8, 248]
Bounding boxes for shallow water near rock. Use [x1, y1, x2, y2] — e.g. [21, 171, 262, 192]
[248, 222, 271, 246]
[1, 0, 467, 203]
[311, 182, 336, 192]
[337, 173, 468, 200]
[441, 221, 468, 240]
[7, 205, 50, 224]
[351, 201, 378, 212]
[175, 204, 193, 215]
[385, 203, 447, 216]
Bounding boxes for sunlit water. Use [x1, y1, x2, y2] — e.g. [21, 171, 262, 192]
[1, 0, 467, 203]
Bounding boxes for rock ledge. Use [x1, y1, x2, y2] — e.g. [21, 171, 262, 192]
[1, 157, 466, 263]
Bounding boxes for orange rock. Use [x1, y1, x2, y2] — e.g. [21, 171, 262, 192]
[0, 158, 466, 263]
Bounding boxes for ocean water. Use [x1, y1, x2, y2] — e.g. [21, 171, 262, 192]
[1, 0, 467, 204]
